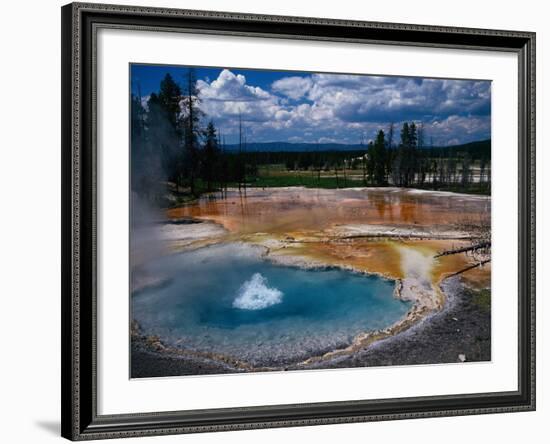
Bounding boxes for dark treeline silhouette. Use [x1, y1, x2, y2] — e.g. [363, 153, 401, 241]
[131, 71, 491, 203]
[131, 70, 250, 202]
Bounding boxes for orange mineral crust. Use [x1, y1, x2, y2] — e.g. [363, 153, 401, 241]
[166, 187, 491, 290]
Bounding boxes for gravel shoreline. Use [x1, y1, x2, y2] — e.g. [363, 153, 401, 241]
[315, 278, 490, 369]
[131, 277, 490, 378]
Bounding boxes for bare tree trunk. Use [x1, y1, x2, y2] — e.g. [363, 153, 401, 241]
[342, 161, 348, 187]
[447, 259, 491, 277]
[434, 241, 491, 258]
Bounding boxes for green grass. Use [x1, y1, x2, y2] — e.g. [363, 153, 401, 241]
[243, 170, 490, 195]
[244, 174, 361, 189]
[167, 166, 491, 201]
[249, 165, 491, 194]
[167, 179, 221, 207]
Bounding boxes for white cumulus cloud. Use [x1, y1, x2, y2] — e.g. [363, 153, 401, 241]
[271, 76, 312, 100]
[193, 68, 490, 145]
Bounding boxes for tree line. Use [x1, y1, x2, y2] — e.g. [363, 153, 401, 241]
[131, 70, 251, 202]
[357, 122, 491, 190]
[131, 70, 490, 202]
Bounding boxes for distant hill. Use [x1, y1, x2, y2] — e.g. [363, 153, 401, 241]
[224, 141, 363, 152]
[428, 139, 491, 159]
[224, 139, 491, 158]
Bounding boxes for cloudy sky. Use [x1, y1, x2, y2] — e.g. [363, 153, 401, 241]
[131, 64, 491, 146]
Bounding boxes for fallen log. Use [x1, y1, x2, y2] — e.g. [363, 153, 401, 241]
[340, 233, 476, 241]
[434, 241, 491, 258]
[447, 259, 491, 277]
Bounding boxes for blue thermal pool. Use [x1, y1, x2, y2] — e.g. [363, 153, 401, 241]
[132, 243, 412, 366]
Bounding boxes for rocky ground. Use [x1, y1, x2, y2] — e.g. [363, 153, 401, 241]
[322, 280, 491, 369]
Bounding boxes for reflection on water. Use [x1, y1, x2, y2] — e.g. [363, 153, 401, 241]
[167, 187, 490, 236]
[165, 188, 491, 290]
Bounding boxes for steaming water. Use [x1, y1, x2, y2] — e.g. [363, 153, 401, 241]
[232, 273, 283, 310]
[132, 243, 412, 366]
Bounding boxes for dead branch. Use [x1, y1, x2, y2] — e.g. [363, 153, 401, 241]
[446, 259, 491, 278]
[434, 241, 491, 258]
[340, 233, 476, 241]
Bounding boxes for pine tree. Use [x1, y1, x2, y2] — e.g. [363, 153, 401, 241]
[182, 68, 204, 195]
[202, 120, 220, 191]
[130, 94, 149, 195]
[409, 122, 418, 148]
[385, 122, 395, 183]
[146, 81, 181, 188]
[396, 122, 410, 186]
[158, 73, 182, 130]
[408, 122, 418, 185]
[371, 130, 387, 185]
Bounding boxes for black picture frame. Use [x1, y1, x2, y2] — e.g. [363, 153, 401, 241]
[61, 2, 536, 440]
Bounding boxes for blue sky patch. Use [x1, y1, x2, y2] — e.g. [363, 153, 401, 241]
[131, 64, 491, 146]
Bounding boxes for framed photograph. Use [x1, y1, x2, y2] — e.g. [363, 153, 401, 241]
[61, 2, 535, 440]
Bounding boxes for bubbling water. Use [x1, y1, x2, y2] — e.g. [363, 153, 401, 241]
[132, 243, 411, 366]
[233, 273, 283, 310]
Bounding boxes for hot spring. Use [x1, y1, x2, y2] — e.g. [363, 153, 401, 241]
[132, 243, 412, 367]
